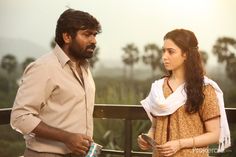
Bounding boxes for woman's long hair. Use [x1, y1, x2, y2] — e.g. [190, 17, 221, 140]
[164, 29, 205, 113]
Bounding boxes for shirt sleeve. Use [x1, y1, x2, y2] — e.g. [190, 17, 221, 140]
[10, 61, 54, 135]
[199, 85, 220, 122]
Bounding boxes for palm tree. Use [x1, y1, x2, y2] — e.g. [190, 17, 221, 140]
[212, 37, 236, 63]
[199, 50, 208, 65]
[0, 54, 18, 93]
[122, 44, 139, 79]
[226, 57, 236, 82]
[212, 37, 236, 82]
[142, 43, 163, 77]
[1, 54, 17, 74]
[22, 57, 35, 71]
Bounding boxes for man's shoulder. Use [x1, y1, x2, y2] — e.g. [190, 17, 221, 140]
[23, 52, 59, 74]
[36, 51, 56, 62]
[34, 51, 59, 67]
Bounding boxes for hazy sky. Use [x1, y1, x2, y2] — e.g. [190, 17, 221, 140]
[0, 0, 236, 67]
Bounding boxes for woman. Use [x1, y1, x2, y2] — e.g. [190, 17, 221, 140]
[137, 29, 230, 157]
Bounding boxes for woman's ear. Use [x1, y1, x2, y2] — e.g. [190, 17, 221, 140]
[182, 52, 187, 60]
[62, 33, 72, 44]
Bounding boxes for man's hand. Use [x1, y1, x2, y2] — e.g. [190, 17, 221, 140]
[32, 122, 93, 156]
[64, 133, 93, 155]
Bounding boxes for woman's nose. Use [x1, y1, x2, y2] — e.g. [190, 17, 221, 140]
[162, 51, 168, 60]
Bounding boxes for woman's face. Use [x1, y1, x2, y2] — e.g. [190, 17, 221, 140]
[162, 39, 186, 71]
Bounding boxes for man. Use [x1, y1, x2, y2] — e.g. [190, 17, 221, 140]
[10, 8, 101, 157]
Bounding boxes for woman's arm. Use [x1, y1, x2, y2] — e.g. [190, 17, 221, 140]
[180, 117, 220, 148]
[147, 117, 157, 137]
[157, 117, 220, 157]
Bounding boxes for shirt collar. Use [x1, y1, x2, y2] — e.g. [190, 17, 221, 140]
[53, 44, 90, 70]
[53, 44, 70, 68]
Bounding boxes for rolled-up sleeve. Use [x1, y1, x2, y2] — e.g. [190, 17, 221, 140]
[10, 61, 54, 135]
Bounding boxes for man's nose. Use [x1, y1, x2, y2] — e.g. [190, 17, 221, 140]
[90, 36, 97, 44]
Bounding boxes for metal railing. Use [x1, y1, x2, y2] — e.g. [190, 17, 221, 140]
[1, 105, 236, 157]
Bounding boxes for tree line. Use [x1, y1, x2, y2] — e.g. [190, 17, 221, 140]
[121, 37, 236, 82]
[0, 36, 236, 96]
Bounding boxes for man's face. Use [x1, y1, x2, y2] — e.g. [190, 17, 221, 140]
[68, 29, 97, 60]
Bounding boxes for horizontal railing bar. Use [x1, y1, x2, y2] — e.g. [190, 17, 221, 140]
[1, 105, 236, 125]
[100, 149, 124, 155]
[131, 150, 152, 156]
[0, 105, 235, 156]
[93, 104, 149, 119]
[100, 149, 153, 156]
[0, 108, 11, 125]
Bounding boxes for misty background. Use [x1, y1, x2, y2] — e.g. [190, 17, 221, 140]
[1, 0, 236, 157]
[0, 0, 236, 79]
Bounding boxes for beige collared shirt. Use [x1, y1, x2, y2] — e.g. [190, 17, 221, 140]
[10, 44, 95, 154]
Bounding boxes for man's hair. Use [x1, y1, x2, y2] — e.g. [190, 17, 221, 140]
[55, 9, 101, 47]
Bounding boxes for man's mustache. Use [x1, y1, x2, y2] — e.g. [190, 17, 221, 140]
[86, 44, 96, 50]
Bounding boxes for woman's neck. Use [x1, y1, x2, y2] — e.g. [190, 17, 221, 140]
[170, 72, 184, 82]
[168, 69, 185, 90]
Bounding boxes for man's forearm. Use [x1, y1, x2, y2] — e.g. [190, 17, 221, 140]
[32, 121, 69, 143]
[32, 121, 93, 155]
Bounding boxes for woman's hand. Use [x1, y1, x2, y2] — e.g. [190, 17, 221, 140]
[137, 134, 152, 150]
[156, 140, 181, 157]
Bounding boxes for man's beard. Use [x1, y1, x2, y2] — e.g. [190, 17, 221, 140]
[68, 41, 96, 60]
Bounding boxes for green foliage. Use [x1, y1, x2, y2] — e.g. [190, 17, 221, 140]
[142, 43, 164, 76]
[122, 43, 139, 79]
[1, 54, 18, 74]
[0, 75, 18, 108]
[94, 119, 124, 150]
[0, 125, 25, 157]
[225, 89, 236, 108]
[94, 76, 152, 105]
[199, 50, 208, 64]
[93, 77, 154, 152]
[0, 48, 236, 156]
[132, 120, 151, 151]
[212, 37, 236, 82]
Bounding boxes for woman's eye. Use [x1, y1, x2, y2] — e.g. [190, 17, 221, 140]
[169, 50, 175, 54]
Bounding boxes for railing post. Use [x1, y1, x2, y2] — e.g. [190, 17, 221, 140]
[124, 119, 132, 157]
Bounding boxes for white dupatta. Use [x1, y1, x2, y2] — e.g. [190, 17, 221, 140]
[140, 76, 231, 152]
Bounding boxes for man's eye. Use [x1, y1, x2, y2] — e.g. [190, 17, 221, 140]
[83, 33, 91, 37]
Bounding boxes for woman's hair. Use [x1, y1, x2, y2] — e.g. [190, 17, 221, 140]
[164, 29, 205, 113]
[55, 9, 101, 47]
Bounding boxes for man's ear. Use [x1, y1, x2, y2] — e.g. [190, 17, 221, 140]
[62, 33, 72, 44]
